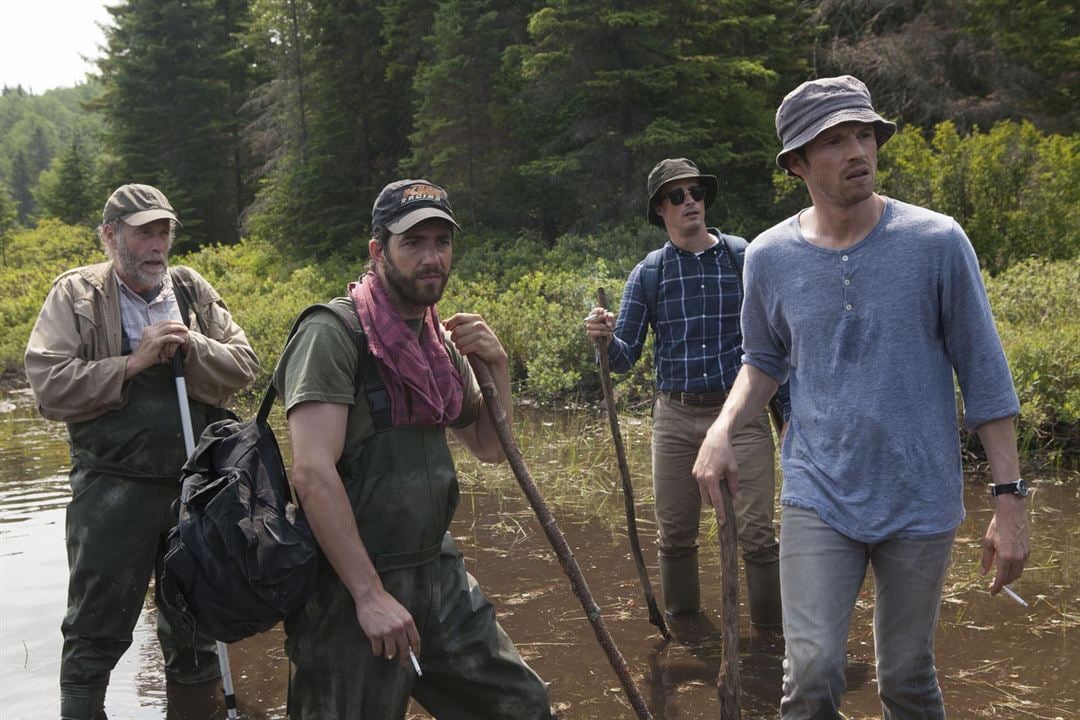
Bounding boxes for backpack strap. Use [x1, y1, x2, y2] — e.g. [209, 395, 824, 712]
[639, 246, 666, 326]
[169, 267, 207, 335]
[258, 301, 392, 432]
[714, 230, 749, 296]
[319, 301, 392, 433]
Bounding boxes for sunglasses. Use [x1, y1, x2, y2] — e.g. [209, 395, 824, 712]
[663, 185, 707, 205]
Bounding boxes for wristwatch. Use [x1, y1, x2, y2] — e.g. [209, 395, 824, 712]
[990, 478, 1029, 498]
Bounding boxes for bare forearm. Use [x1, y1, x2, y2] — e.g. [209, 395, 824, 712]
[976, 415, 1021, 486]
[292, 464, 382, 602]
[707, 365, 780, 443]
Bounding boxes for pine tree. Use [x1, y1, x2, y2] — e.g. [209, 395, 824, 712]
[10, 151, 35, 225]
[406, 0, 535, 229]
[255, 0, 438, 256]
[95, 0, 257, 249]
[36, 136, 98, 226]
[0, 181, 17, 265]
[507, 0, 811, 238]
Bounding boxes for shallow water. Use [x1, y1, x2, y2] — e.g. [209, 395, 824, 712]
[1, 391, 1076, 719]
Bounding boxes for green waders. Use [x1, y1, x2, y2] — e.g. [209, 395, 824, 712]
[285, 424, 551, 720]
[60, 365, 219, 720]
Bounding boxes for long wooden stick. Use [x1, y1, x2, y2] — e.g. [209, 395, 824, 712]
[594, 288, 671, 641]
[469, 357, 653, 720]
[714, 487, 742, 719]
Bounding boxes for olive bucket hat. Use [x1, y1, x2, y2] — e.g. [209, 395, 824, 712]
[774, 75, 896, 175]
[646, 158, 718, 227]
[102, 183, 181, 226]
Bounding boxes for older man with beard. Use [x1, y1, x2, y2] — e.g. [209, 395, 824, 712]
[273, 179, 552, 719]
[693, 76, 1028, 718]
[24, 183, 259, 719]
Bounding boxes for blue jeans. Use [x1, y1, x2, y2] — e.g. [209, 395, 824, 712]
[779, 506, 955, 719]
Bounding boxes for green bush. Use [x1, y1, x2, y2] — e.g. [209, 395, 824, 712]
[878, 121, 1080, 272]
[174, 238, 355, 389]
[2, 221, 1074, 464]
[985, 258, 1080, 462]
[0, 220, 102, 370]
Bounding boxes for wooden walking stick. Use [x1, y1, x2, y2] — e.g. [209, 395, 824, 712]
[468, 357, 654, 720]
[714, 487, 742, 719]
[593, 288, 671, 641]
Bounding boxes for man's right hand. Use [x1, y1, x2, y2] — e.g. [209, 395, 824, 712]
[693, 429, 739, 522]
[125, 320, 189, 379]
[354, 585, 421, 669]
[583, 307, 615, 342]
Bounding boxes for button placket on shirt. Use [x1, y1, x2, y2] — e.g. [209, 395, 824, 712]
[840, 253, 854, 312]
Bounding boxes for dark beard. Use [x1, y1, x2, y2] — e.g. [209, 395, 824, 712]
[381, 249, 449, 309]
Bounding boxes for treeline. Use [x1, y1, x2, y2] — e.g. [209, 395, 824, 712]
[0, 0, 1077, 463]
[1, 0, 1076, 256]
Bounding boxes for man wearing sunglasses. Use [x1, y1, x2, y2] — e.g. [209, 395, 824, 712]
[694, 76, 1026, 717]
[584, 158, 787, 641]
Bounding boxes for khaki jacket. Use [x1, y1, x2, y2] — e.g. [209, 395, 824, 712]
[25, 261, 259, 422]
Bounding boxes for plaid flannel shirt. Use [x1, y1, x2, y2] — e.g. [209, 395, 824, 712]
[607, 237, 790, 416]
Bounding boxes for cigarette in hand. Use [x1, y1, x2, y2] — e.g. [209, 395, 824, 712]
[409, 647, 423, 677]
[999, 584, 1028, 608]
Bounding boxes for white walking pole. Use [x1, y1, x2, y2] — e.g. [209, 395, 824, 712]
[172, 354, 239, 720]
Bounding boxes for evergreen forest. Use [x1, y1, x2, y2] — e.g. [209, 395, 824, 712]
[1, 0, 1077, 462]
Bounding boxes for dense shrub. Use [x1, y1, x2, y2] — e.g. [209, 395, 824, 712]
[877, 121, 1080, 272]
[2, 221, 1075, 463]
[985, 259, 1080, 462]
[0, 220, 102, 370]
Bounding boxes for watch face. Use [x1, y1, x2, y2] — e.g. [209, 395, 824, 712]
[1015, 478, 1029, 497]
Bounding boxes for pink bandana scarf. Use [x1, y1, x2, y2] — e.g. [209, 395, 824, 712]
[349, 273, 464, 427]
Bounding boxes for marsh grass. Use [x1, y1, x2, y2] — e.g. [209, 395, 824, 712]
[451, 406, 657, 531]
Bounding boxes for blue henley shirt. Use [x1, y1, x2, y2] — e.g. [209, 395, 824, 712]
[741, 198, 1019, 542]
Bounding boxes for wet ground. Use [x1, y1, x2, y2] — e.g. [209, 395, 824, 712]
[1, 389, 1076, 719]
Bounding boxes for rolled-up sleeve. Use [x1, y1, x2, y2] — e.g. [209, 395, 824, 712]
[739, 248, 790, 385]
[940, 223, 1019, 430]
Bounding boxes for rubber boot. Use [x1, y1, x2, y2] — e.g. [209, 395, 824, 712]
[658, 552, 701, 617]
[60, 686, 108, 720]
[659, 553, 717, 642]
[745, 547, 783, 648]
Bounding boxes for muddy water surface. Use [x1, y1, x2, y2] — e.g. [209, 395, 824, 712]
[1, 390, 1076, 719]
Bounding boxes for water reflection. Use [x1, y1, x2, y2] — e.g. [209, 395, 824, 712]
[1, 390, 1076, 719]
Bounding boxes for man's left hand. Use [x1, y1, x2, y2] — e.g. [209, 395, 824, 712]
[444, 313, 507, 367]
[981, 495, 1030, 594]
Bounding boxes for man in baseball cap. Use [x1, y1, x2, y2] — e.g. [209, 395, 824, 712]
[584, 157, 789, 643]
[273, 178, 553, 719]
[694, 75, 1026, 717]
[25, 183, 258, 718]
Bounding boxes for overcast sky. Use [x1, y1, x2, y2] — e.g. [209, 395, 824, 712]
[1, 1, 112, 93]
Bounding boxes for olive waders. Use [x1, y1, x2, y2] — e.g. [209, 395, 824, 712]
[285, 421, 551, 720]
[60, 364, 219, 720]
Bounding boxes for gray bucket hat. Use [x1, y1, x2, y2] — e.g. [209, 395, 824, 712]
[102, 184, 180, 226]
[775, 75, 896, 174]
[646, 158, 718, 227]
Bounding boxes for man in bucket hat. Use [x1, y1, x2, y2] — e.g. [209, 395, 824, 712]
[25, 183, 259, 719]
[694, 76, 1028, 717]
[584, 159, 789, 642]
[274, 179, 552, 719]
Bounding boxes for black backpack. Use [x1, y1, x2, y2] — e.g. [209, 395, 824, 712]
[160, 302, 367, 642]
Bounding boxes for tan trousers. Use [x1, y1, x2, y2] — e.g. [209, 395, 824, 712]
[651, 395, 777, 559]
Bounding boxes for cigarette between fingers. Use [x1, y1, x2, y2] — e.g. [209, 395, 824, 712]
[409, 647, 423, 677]
[1000, 585, 1028, 608]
